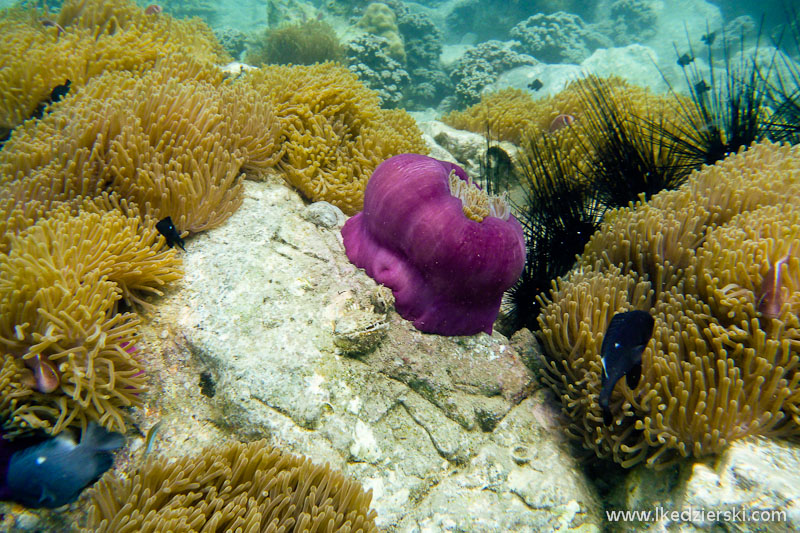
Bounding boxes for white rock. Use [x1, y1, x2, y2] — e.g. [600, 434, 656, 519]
[581, 45, 668, 93]
[611, 436, 800, 531]
[350, 419, 382, 463]
[141, 175, 599, 530]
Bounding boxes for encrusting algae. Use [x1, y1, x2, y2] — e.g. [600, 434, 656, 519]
[537, 141, 800, 468]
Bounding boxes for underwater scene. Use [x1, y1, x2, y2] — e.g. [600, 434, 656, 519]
[0, 0, 799, 531]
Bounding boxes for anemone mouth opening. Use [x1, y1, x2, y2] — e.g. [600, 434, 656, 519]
[447, 169, 511, 222]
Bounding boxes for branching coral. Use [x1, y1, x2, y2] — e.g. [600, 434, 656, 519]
[0, 0, 229, 131]
[0, 208, 181, 437]
[82, 439, 378, 532]
[538, 141, 800, 468]
[346, 34, 410, 109]
[447, 42, 537, 107]
[244, 62, 427, 214]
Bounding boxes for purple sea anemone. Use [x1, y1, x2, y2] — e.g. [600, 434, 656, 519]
[341, 153, 526, 336]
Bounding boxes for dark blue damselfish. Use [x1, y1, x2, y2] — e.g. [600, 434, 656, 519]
[4, 423, 124, 508]
[599, 310, 655, 425]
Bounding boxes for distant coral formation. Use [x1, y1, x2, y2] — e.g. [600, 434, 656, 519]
[510, 11, 611, 64]
[600, 0, 660, 45]
[160, 0, 217, 22]
[245, 62, 427, 214]
[213, 27, 249, 60]
[357, 2, 405, 63]
[82, 439, 378, 532]
[537, 141, 800, 468]
[448, 41, 537, 106]
[346, 3, 449, 109]
[444, 0, 587, 43]
[245, 19, 344, 66]
[346, 34, 410, 108]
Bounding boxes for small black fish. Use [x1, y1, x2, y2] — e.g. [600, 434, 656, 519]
[156, 216, 185, 251]
[0, 127, 10, 149]
[30, 80, 72, 120]
[50, 79, 71, 103]
[528, 78, 543, 91]
[599, 310, 655, 425]
[677, 53, 694, 67]
[694, 79, 711, 95]
[701, 31, 716, 45]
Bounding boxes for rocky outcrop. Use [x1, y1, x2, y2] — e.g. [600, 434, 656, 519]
[131, 174, 602, 531]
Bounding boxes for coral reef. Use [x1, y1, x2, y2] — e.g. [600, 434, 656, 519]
[448, 41, 538, 107]
[82, 439, 378, 532]
[266, 0, 319, 27]
[347, 6, 448, 109]
[0, 208, 181, 437]
[244, 62, 427, 214]
[406, 67, 453, 109]
[346, 34, 410, 108]
[510, 11, 612, 64]
[342, 154, 525, 336]
[160, 0, 217, 22]
[0, 0, 228, 132]
[396, 9, 441, 72]
[596, 0, 659, 45]
[537, 141, 800, 468]
[245, 19, 344, 66]
[393, 7, 449, 108]
[357, 2, 404, 63]
[444, 0, 587, 43]
[213, 27, 249, 60]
